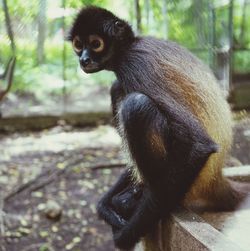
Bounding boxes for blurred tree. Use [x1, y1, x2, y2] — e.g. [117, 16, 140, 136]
[37, 0, 47, 64]
[135, 0, 142, 34]
[193, 0, 206, 46]
[2, 0, 15, 52]
[239, 0, 247, 48]
[145, 0, 150, 28]
[162, 0, 168, 39]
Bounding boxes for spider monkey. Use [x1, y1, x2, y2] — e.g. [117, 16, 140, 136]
[68, 6, 242, 250]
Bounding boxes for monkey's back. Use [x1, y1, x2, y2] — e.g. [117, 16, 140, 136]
[126, 37, 233, 203]
[160, 39, 232, 202]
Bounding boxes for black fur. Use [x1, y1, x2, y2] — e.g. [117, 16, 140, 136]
[111, 181, 143, 220]
[115, 92, 217, 249]
[69, 6, 219, 250]
[68, 6, 133, 42]
[67, 6, 134, 71]
[97, 169, 132, 229]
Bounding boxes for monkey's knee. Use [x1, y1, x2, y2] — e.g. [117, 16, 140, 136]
[120, 93, 167, 158]
[120, 92, 153, 126]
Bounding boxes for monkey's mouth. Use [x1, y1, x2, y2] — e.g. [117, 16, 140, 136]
[80, 62, 102, 73]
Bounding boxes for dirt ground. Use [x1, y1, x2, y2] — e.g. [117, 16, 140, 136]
[0, 116, 249, 251]
[0, 126, 124, 251]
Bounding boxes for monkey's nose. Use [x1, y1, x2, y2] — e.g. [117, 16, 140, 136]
[81, 58, 91, 66]
[80, 50, 91, 67]
[80, 57, 91, 67]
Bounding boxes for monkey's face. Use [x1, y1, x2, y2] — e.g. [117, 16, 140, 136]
[71, 33, 114, 73]
[68, 7, 134, 73]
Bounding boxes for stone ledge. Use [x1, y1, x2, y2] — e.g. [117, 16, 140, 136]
[0, 111, 112, 132]
[168, 207, 244, 251]
[136, 166, 250, 251]
[223, 165, 250, 182]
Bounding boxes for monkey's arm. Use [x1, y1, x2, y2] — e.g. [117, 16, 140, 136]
[112, 92, 218, 249]
[110, 80, 126, 126]
[98, 82, 145, 231]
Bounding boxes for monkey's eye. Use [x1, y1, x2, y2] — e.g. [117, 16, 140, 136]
[115, 20, 124, 28]
[89, 35, 104, 53]
[72, 36, 83, 53]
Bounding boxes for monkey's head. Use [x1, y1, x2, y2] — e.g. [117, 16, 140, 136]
[68, 6, 135, 73]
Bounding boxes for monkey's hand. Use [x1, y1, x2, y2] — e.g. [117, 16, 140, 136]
[97, 169, 143, 230]
[111, 183, 143, 220]
[112, 187, 162, 250]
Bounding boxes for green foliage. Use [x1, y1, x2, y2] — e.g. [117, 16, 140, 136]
[233, 51, 250, 73]
[4, 0, 38, 20]
[66, 0, 108, 8]
[0, 38, 114, 96]
[1, 0, 250, 96]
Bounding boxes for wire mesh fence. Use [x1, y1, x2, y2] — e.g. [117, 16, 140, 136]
[0, 0, 249, 117]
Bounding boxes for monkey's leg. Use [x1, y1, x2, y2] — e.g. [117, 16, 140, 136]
[113, 92, 218, 250]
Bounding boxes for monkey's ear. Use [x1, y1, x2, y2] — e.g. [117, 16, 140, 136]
[103, 20, 129, 40]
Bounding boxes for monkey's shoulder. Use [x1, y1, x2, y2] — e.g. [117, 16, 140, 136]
[133, 36, 211, 74]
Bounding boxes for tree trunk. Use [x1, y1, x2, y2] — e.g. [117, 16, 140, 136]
[193, 0, 205, 45]
[145, 0, 150, 29]
[37, 0, 47, 65]
[134, 0, 142, 34]
[208, 2, 216, 69]
[162, 0, 168, 39]
[228, 0, 234, 92]
[2, 0, 15, 53]
[239, 0, 247, 47]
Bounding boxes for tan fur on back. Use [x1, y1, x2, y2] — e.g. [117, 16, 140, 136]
[160, 45, 233, 202]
